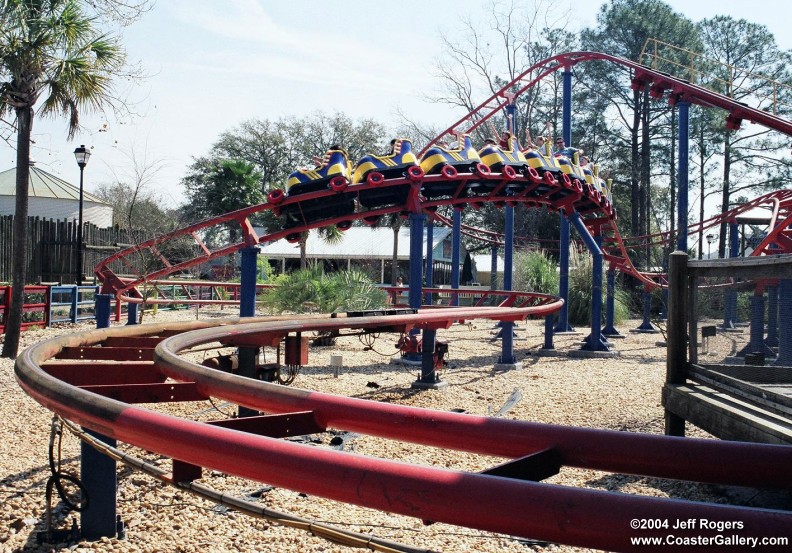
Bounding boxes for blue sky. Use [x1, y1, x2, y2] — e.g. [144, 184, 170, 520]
[2, 0, 791, 208]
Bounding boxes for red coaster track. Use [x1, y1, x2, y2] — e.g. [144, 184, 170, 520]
[95, 51, 792, 302]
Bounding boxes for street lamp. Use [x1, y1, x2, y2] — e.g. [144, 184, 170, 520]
[706, 233, 716, 259]
[73, 145, 91, 285]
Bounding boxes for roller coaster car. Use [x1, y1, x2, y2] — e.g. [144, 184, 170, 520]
[472, 133, 528, 194]
[278, 148, 356, 236]
[351, 139, 421, 209]
[419, 135, 482, 199]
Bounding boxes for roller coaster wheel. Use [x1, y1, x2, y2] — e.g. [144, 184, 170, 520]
[572, 179, 584, 194]
[362, 215, 381, 226]
[268, 188, 285, 205]
[286, 232, 302, 244]
[329, 176, 349, 192]
[366, 172, 385, 186]
[543, 171, 557, 185]
[525, 166, 541, 182]
[474, 163, 492, 178]
[440, 165, 458, 179]
[501, 165, 518, 180]
[494, 201, 506, 208]
[337, 220, 352, 231]
[561, 173, 573, 188]
[407, 166, 425, 181]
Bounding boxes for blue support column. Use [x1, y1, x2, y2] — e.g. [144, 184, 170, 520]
[420, 328, 438, 383]
[555, 66, 574, 333]
[543, 314, 555, 350]
[405, 212, 425, 365]
[722, 222, 740, 329]
[554, 212, 574, 332]
[602, 269, 621, 337]
[774, 279, 792, 366]
[737, 292, 774, 358]
[408, 213, 424, 311]
[408, 213, 446, 387]
[766, 285, 779, 348]
[424, 220, 434, 305]
[568, 212, 609, 351]
[95, 294, 112, 329]
[562, 67, 572, 146]
[490, 246, 498, 291]
[451, 209, 461, 306]
[126, 302, 138, 325]
[239, 246, 259, 318]
[80, 429, 117, 539]
[498, 204, 516, 365]
[634, 287, 658, 332]
[70, 285, 79, 323]
[677, 101, 690, 253]
[237, 246, 260, 417]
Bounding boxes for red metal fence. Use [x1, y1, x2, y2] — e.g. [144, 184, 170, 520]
[0, 285, 49, 334]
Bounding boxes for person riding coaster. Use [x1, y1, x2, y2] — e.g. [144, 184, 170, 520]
[273, 146, 356, 242]
[419, 134, 483, 200]
[351, 139, 422, 215]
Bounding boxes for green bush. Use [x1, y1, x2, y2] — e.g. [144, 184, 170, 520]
[567, 254, 630, 326]
[513, 250, 559, 294]
[263, 266, 387, 314]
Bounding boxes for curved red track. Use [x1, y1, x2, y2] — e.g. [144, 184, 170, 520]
[15, 310, 792, 551]
[16, 52, 792, 551]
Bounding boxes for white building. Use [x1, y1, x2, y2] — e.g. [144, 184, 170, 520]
[257, 226, 489, 285]
[0, 165, 113, 226]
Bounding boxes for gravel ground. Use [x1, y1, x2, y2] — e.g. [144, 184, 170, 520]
[0, 308, 774, 552]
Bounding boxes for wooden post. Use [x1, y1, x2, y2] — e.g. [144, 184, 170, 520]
[666, 251, 688, 436]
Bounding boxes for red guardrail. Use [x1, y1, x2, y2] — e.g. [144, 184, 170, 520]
[0, 285, 49, 334]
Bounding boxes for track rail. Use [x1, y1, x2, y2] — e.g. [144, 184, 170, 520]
[15, 308, 792, 552]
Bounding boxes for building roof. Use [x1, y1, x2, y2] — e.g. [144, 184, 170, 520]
[257, 226, 453, 259]
[0, 165, 109, 204]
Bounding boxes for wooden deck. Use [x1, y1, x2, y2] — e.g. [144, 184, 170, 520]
[663, 252, 792, 445]
[663, 363, 792, 444]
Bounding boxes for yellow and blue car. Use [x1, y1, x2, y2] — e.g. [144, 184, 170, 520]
[522, 140, 562, 176]
[352, 139, 419, 184]
[352, 139, 422, 210]
[286, 147, 352, 195]
[280, 146, 356, 237]
[419, 135, 482, 199]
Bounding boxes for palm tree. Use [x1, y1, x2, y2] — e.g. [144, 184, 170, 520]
[0, 0, 125, 358]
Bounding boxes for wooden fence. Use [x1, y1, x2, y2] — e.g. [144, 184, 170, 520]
[0, 215, 142, 285]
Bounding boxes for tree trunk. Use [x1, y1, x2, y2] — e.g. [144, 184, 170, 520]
[719, 135, 731, 259]
[669, 108, 676, 247]
[698, 125, 706, 259]
[630, 89, 641, 243]
[2, 107, 33, 358]
[641, 89, 651, 265]
[299, 233, 307, 269]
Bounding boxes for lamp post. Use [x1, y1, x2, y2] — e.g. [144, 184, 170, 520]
[73, 145, 91, 285]
[706, 233, 716, 259]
